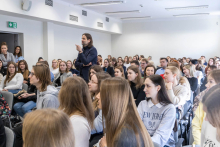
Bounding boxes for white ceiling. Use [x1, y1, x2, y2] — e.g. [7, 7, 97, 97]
[61, 0, 220, 20]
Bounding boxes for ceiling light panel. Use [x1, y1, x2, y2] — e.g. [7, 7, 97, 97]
[80, 1, 125, 6]
[121, 16, 151, 20]
[106, 10, 140, 15]
[166, 5, 209, 11]
[174, 13, 209, 17]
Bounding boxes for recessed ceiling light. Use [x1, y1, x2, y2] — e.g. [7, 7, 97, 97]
[166, 5, 209, 11]
[174, 13, 209, 17]
[80, 1, 125, 7]
[106, 10, 140, 15]
[121, 16, 151, 20]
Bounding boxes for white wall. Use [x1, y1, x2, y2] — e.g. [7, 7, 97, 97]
[111, 18, 220, 66]
[0, 14, 111, 68]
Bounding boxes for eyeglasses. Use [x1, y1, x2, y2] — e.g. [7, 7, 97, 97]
[30, 72, 35, 76]
[89, 80, 98, 84]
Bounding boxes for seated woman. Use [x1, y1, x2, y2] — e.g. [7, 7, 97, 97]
[0, 42, 15, 69]
[102, 59, 114, 77]
[51, 59, 59, 77]
[124, 56, 130, 69]
[0, 62, 23, 94]
[138, 75, 176, 147]
[192, 70, 220, 145]
[117, 59, 126, 75]
[0, 60, 6, 76]
[66, 60, 80, 76]
[99, 77, 154, 147]
[114, 66, 125, 78]
[88, 65, 103, 81]
[144, 64, 156, 80]
[59, 76, 94, 147]
[53, 61, 73, 87]
[127, 65, 145, 106]
[17, 60, 30, 86]
[13, 46, 24, 65]
[30, 64, 59, 109]
[22, 109, 75, 147]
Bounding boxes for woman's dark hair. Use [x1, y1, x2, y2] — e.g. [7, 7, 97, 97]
[13, 46, 22, 57]
[38, 57, 43, 62]
[146, 75, 172, 105]
[208, 65, 217, 71]
[88, 65, 103, 80]
[83, 33, 93, 48]
[144, 65, 156, 80]
[104, 59, 110, 67]
[208, 58, 216, 67]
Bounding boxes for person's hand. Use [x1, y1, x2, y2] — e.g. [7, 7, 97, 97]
[21, 93, 29, 98]
[23, 80, 28, 84]
[75, 45, 83, 53]
[99, 136, 107, 147]
[73, 74, 77, 76]
[166, 82, 173, 90]
[2, 89, 8, 91]
[83, 62, 92, 66]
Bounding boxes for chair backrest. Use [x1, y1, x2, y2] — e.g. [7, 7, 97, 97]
[4, 127, 15, 147]
[1, 91, 13, 110]
[22, 83, 28, 91]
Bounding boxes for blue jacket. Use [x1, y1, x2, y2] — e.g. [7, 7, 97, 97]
[75, 46, 97, 82]
[69, 68, 80, 76]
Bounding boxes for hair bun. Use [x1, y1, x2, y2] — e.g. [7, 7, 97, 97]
[1, 42, 7, 46]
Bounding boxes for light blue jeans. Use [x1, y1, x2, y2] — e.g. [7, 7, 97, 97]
[13, 101, 36, 117]
[8, 89, 22, 94]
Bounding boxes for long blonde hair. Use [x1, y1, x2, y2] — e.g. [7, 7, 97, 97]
[101, 77, 153, 147]
[59, 76, 94, 128]
[22, 109, 75, 147]
[183, 64, 194, 77]
[52, 59, 59, 69]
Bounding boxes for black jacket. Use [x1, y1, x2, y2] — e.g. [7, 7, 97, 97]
[200, 76, 207, 92]
[0, 118, 6, 147]
[130, 82, 145, 106]
[186, 77, 198, 92]
[103, 66, 114, 77]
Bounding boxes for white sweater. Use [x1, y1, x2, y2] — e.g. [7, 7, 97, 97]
[51, 68, 59, 77]
[0, 73, 23, 90]
[70, 115, 91, 147]
[201, 119, 220, 147]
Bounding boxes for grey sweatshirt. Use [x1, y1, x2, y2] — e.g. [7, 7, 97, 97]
[0, 52, 15, 67]
[137, 100, 176, 147]
[36, 85, 59, 109]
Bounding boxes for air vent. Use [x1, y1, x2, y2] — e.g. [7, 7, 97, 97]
[70, 15, 78, 22]
[97, 22, 103, 28]
[45, 0, 53, 7]
[82, 10, 87, 16]
[106, 17, 109, 22]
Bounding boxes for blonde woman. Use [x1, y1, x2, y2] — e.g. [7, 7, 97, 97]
[22, 109, 75, 147]
[51, 59, 59, 77]
[99, 77, 154, 147]
[59, 76, 94, 147]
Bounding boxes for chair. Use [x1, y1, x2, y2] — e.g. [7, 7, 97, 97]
[22, 83, 28, 92]
[4, 126, 15, 147]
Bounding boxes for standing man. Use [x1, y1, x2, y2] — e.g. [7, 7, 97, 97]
[75, 33, 97, 82]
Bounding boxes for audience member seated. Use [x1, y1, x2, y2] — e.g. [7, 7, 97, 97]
[117, 59, 126, 74]
[51, 59, 59, 77]
[58, 59, 62, 64]
[22, 109, 75, 147]
[102, 59, 114, 77]
[0, 60, 6, 77]
[13, 46, 24, 65]
[97, 55, 103, 67]
[37, 61, 54, 82]
[190, 59, 203, 86]
[127, 65, 145, 106]
[53, 61, 73, 87]
[164, 66, 188, 117]
[59, 76, 94, 147]
[144, 64, 156, 80]
[140, 58, 148, 77]
[155, 58, 168, 75]
[201, 84, 220, 146]
[88, 65, 103, 81]
[0, 117, 6, 147]
[183, 64, 198, 97]
[130, 60, 140, 67]
[200, 65, 217, 92]
[66, 60, 80, 76]
[114, 66, 125, 78]
[138, 75, 176, 147]
[98, 77, 154, 147]
[17, 60, 30, 86]
[133, 56, 137, 61]
[0, 62, 23, 94]
[192, 70, 220, 145]
[111, 57, 117, 68]
[201, 56, 207, 66]
[205, 58, 215, 74]
[38, 57, 44, 62]
[0, 42, 15, 68]
[123, 56, 130, 69]
[30, 64, 59, 109]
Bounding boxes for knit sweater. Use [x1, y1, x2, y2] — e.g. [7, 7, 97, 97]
[0, 73, 23, 90]
[138, 100, 176, 147]
[166, 84, 188, 106]
[0, 52, 15, 67]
